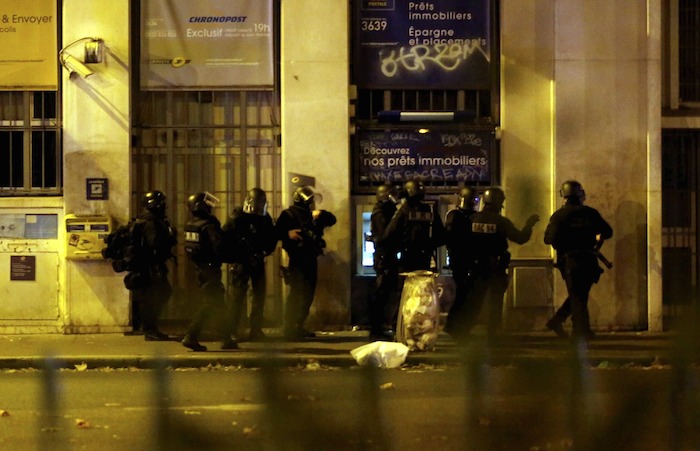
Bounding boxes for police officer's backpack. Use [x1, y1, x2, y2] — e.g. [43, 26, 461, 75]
[102, 219, 146, 273]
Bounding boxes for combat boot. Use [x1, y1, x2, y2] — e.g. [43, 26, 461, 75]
[181, 334, 207, 352]
[144, 330, 170, 341]
[546, 318, 569, 338]
[220, 337, 239, 350]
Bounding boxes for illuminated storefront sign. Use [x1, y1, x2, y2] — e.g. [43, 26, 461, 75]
[0, 0, 57, 90]
[356, 128, 493, 185]
[354, 0, 492, 89]
[141, 0, 274, 89]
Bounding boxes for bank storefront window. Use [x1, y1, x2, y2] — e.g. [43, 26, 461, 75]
[351, 0, 498, 192]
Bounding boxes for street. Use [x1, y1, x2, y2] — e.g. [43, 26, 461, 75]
[0, 361, 698, 451]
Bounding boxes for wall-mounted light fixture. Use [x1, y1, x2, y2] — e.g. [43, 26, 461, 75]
[377, 110, 476, 123]
[59, 37, 103, 79]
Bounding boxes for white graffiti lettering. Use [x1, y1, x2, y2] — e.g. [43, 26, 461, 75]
[390, 132, 421, 141]
[441, 133, 483, 147]
[364, 165, 487, 183]
[380, 42, 488, 78]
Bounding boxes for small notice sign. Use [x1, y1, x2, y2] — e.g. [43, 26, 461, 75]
[86, 178, 109, 200]
[10, 255, 36, 281]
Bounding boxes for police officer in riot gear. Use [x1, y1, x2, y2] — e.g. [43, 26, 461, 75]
[544, 180, 613, 344]
[382, 179, 445, 345]
[368, 184, 401, 341]
[131, 190, 177, 341]
[222, 188, 277, 341]
[453, 186, 539, 344]
[276, 185, 336, 340]
[181, 192, 238, 351]
[383, 179, 446, 273]
[443, 186, 478, 339]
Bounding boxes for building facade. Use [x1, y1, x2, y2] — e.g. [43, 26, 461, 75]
[1, 0, 680, 335]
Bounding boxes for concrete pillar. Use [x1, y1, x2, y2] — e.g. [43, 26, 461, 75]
[62, 0, 131, 332]
[280, 1, 351, 328]
[552, 0, 661, 331]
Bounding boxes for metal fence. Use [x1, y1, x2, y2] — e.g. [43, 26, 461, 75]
[27, 318, 700, 451]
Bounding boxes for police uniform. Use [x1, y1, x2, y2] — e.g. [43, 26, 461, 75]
[382, 181, 446, 343]
[221, 206, 276, 341]
[443, 202, 477, 339]
[454, 187, 539, 342]
[544, 182, 613, 342]
[383, 197, 446, 273]
[182, 194, 236, 351]
[130, 209, 177, 340]
[368, 188, 399, 340]
[276, 188, 336, 340]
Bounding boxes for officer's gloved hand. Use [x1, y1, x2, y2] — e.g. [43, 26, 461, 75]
[525, 214, 540, 229]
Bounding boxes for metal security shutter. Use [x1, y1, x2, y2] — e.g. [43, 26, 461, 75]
[133, 90, 282, 327]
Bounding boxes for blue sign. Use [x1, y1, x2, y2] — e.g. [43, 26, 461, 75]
[356, 128, 493, 185]
[355, 0, 492, 89]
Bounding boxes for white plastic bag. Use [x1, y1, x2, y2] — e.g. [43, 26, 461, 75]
[350, 341, 409, 368]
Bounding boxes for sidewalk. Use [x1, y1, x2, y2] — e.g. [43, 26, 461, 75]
[0, 330, 684, 370]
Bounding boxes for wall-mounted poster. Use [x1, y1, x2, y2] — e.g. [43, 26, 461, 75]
[354, 0, 492, 89]
[356, 128, 494, 187]
[0, 0, 57, 90]
[141, 0, 274, 90]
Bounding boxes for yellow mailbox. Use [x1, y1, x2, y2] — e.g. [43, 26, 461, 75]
[65, 214, 113, 260]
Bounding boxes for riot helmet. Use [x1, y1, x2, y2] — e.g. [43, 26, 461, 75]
[376, 184, 399, 204]
[457, 186, 477, 211]
[142, 190, 166, 216]
[559, 180, 586, 204]
[403, 180, 425, 203]
[481, 187, 505, 209]
[243, 187, 268, 215]
[292, 185, 321, 208]
[187, 191, 219, 215]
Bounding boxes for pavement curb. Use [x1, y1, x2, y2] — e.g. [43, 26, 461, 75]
[0, 331, 685, 370]
[0, 351, 679, 371]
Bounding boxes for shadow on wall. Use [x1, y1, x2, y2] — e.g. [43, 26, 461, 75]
[610, 200, 647, 329]
[309, 249, 351, 330]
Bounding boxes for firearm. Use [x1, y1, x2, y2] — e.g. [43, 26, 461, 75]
[594, 241, 613, 269]
[238, 235, 266, 267]
[299, 226, 326, 256]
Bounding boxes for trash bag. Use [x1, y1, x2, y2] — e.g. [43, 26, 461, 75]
[396, 270, 440, 351]
[350, 341, 409, 368]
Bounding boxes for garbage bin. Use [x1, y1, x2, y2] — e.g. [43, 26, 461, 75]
[396, 270, 440, 351]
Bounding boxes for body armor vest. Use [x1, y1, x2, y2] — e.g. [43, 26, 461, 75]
[184, 218, 212, 263]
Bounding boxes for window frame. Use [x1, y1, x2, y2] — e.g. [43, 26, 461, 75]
[0, 91, 62, 196]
